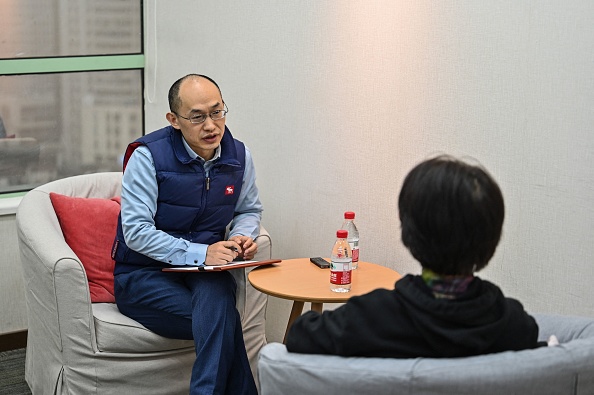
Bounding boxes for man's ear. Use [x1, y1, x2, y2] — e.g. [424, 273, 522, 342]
[166, 112, 181, 129]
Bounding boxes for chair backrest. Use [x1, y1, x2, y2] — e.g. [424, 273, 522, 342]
[30, 171, 122, 199]
[258, 314, 594, 395]
[17, 171, 122, 276]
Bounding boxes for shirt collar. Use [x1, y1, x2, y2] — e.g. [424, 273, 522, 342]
[181, 136, 221, 163]
[421, 268, 475, 299]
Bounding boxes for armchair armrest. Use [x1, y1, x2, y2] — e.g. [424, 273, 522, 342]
[18, 189, 97, 353]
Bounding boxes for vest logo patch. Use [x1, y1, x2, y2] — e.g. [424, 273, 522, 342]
[225, 185, 235, 195]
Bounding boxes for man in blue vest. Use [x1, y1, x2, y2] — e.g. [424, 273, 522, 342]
[112, 74, 262, 394]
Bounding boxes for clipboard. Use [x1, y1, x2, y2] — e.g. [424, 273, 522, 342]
[162, 259, 281, 272]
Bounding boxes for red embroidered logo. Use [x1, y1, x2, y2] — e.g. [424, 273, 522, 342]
[225, 185, 235, 195]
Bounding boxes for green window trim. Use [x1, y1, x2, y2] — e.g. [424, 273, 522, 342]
[0, 192, 27, 199]
[0, 54, 145, 75]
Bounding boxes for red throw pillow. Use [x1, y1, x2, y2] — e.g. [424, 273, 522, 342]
[49, 192, 121, 303]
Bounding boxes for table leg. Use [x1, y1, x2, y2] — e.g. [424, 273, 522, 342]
[283, 301, 305, 344]
[311, 302, 323, 313]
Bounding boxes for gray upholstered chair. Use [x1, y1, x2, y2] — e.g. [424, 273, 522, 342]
[16, 172, 271, 394]
[258, 313, 594, 395]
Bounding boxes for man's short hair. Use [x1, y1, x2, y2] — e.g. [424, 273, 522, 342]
[398, 155, 505, 275]
[168, 74, 222, 114]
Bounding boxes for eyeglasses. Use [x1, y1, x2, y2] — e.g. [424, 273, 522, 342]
[175, 104, 229, 124]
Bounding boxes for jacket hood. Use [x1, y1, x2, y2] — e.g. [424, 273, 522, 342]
[395, 275, 512, 357]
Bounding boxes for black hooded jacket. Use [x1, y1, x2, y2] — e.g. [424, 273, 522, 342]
[286, 274, 539, 358]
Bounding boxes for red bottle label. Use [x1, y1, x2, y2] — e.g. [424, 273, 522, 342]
[330, 268, 352, 285]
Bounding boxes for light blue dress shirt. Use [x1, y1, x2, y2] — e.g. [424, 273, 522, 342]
[120, 136, 263, 266]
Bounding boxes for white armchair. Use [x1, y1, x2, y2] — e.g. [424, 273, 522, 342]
[16, 172, 271, 394]
[258, 314, 594, 395]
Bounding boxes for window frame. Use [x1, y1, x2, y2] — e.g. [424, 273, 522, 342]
[0, 2, 145, 209]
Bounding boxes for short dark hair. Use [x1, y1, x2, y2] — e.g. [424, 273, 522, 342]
[168, 74, 222, 114]
[398, 155, 504, 275]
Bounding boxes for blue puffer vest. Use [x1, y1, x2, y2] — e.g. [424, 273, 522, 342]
[112, 125, 245, 274]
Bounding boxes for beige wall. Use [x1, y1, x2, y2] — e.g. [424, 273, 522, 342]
[144, 0, 594, 342]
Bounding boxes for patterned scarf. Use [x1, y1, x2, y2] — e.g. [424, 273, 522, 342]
[421, 268, 474, 299]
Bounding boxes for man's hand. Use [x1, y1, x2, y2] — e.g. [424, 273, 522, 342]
[205, 240, 241, 265]
[228, 235, 258, 260]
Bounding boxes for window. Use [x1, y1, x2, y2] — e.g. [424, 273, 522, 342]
[0, 0, 143, 193]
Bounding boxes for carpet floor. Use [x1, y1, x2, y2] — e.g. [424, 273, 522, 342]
[0, 348, 31, 395]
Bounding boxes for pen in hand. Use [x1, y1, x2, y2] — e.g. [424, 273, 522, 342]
[227, 246, 239, 261]
[206, 240, 241, 265]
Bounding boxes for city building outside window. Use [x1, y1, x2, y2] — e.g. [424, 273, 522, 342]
[0, 0, 144, 193]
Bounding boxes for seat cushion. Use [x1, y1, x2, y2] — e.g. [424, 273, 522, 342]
[50, 192, 120, 303]
[93, 303, 195, 353]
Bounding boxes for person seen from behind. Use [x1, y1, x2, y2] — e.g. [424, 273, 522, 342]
[286, 154, 542, 357]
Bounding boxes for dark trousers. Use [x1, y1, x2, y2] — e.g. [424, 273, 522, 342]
[114, 267, 257, 395]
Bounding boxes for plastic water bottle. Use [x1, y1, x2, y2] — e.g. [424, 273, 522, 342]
[330, 229, 352, 293]
[341, 211, 359, 269]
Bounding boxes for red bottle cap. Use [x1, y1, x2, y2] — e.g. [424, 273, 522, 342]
[337, 229, 348, 238]
[344, 211, 355, 220]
